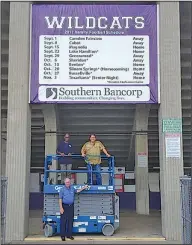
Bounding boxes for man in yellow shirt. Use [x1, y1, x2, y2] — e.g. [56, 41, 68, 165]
[81, 134, 110, 185]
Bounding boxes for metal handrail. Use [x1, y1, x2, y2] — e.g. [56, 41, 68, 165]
[44, 154, 115, 186]
[46, 154, 112, 158]
[46, 170, 113, 173]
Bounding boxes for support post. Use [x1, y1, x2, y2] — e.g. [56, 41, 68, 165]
[5, 2, 31, 242]
[135, 104, 150, 215]
[42, 105, 58, 184]
[1, 118, 7, 176]
[158, 2, 183, 241]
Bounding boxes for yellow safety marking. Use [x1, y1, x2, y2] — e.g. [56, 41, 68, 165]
[25, 236, 165, 241]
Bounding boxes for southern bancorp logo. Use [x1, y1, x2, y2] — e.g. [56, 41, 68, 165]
[46, 87, 57, 100]
[55, 186, 63, 192]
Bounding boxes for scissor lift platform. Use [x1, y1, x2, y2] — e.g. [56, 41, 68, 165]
[43, 154, 119, 237]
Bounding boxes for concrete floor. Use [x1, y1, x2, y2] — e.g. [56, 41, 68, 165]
[18, 241, 180, 244]
[28, 209, 163, 239]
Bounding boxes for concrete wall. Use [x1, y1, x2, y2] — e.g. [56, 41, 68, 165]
[5, 3, 31, 242]
[158, 2, 183, 242]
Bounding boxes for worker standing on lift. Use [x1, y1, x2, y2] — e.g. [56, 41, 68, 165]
[81, 134, 111, 185]
[57, 133, 73, 182]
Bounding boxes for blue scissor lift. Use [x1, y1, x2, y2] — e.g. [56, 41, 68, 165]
[43, 154, 119, 237]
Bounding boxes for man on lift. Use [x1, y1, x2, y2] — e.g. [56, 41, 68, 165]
[81, 134, 111, 185]
[57, 133, 73, 183]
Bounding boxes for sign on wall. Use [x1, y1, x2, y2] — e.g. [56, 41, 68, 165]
[137, 152, 148, 168]
[30, 4, 158, 103]
[163, 119, 182, 158]
[162, 119, 182, 133]
[165, 134, 181, 158]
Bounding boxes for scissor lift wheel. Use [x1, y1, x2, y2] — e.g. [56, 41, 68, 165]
[102, 224, 115, 236]
[44, 224, 53, 237]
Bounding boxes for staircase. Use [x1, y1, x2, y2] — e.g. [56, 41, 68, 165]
[57, 104, 136, 168]
[148, 104, 159, 169]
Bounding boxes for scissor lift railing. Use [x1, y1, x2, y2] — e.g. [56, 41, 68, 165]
[44, 154, 115, 194]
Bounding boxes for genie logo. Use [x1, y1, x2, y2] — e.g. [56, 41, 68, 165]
[74, 186, 82, 190]
[55, 186, 63, 192]
[74, 185, 91, 190]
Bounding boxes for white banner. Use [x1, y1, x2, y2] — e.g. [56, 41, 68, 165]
[38, 85, 150, 102]
[39, 35, 149, 86]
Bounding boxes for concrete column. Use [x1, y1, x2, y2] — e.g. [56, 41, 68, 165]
[42, 105, 57, 184]
[135, 104, 150, 215]
[158, 2, 183, 241]
[1, 118, 7, 176]
[5, 3, 31, 242]
[55, 105, 62, 144]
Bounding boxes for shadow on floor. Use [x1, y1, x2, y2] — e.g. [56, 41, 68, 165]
[29, 209, 162, 238]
